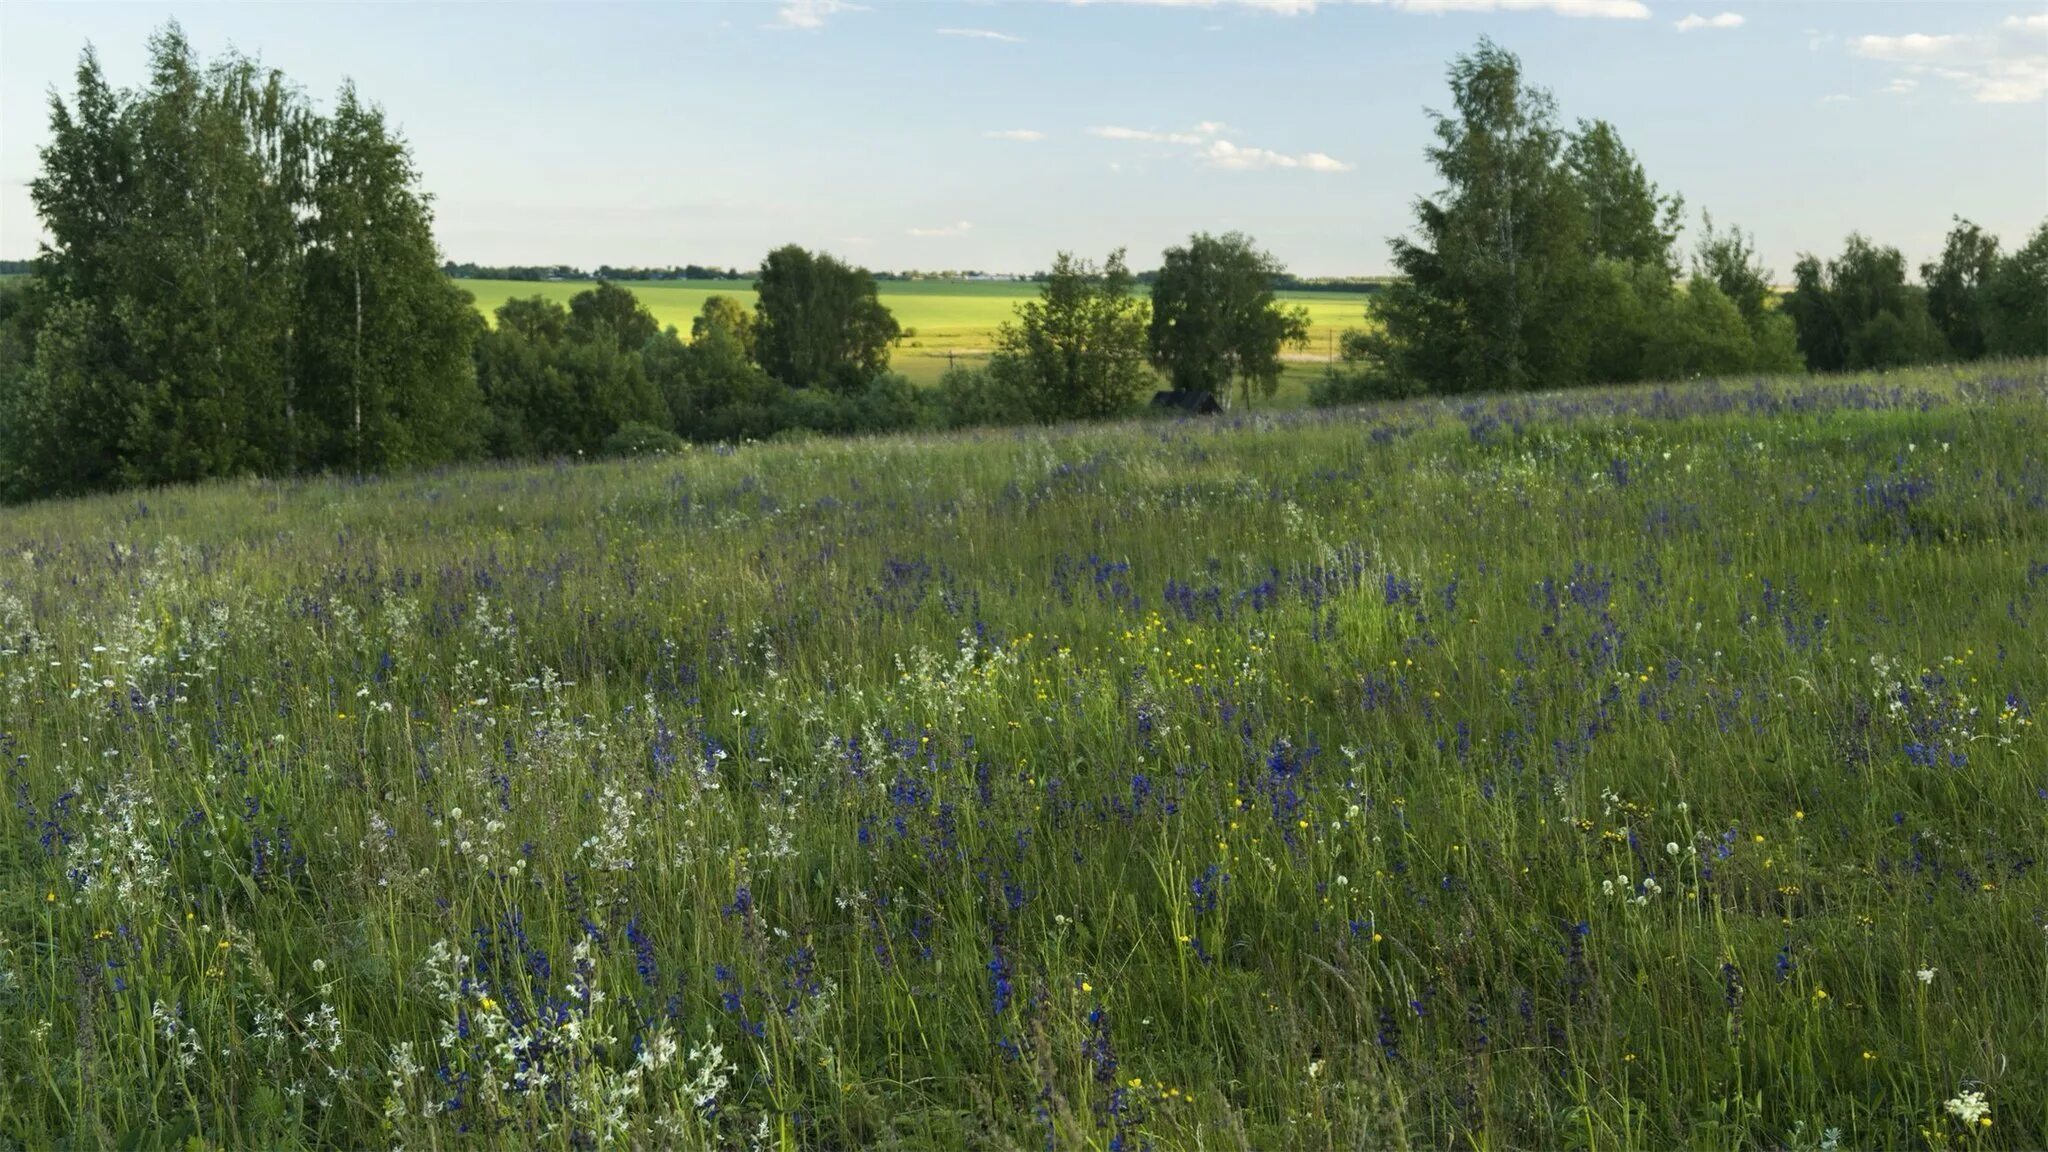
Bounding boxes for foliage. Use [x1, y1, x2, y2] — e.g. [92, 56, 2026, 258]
[297, 86, 486, 472]
[1148, 232, 1309, 410]
[1692, 212, 1773, 325]
[474, 293, 667, 457]
[1984, 223, 2048, 358]
[752, 245, 901, 394]
[602, 420, 685, 457]
[0, 25, 478, 502]
[987, 249, 1155, 421]
[1565, 118, 1684, 275]
[1784, 234, 1948, 372]
[690, 294, 756, 360]
[933, 363, 1037, 428]
[1920, 218, 2002, 362]
[1372, 39, 1597, 394]
[1309, 329, 1428, 406]
[567, 280, 661, 354]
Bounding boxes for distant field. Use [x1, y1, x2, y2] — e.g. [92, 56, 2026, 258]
[456, 278, 1377, 391]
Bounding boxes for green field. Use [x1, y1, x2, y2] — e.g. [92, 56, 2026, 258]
[2, 361, 2043, 1148]
[458, 278, 1378, 390]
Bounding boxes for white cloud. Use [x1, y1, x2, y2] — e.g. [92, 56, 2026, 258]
[1090, 125, 1212, 145]
[1064, 0, 1647, 16]
[938, 27, 1026, 41]
[985, 129, 1048, 142]
[1852, 24, 2048, 103]
[1200, 139, 1353, 171]
[1884, 76, 1918, 94]
[1853, 32, 1965, 60]
[1094, 122, 1350, 172]
[1820, 93, 1853, 104]
[770, 0, 866, 29]
[1376, 0, 1649, 17]
[1674, 12, 1743, 33]
[1066, 0, 1320, 14]
[907, 221, 974, 238]
[841, 236, 875, 247]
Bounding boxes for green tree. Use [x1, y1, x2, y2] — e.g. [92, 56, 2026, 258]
[690, 295, 757, 360]
[1565, 119, 1683, 276]
[567, 280, 660, 354]
[474, 295, 665, 457]
[1642, 278, 1757, 380]
[1372, 39, 1593, 394]
[298, 84, 482, 472]
[988, 249, 1154, 420]
[753, 245, 900, 393]
[1784, 234, 1945, 372]
[1147, 232, 1308, 410]
[935, 363, 1036, 428]
[7, 23, 487, 500]
[1984, 222, 2048, 357]
[4, 48, 138, 499]
[1921, 218, 2002, 361]
[674, 319, 791, 443]
[101, 28, 290, 484]
[1692, 212, 1772, 325]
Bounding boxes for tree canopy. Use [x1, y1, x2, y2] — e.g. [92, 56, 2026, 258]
[989, 249, 1154, 421]
[1147, 232, 1309, 410]
[752, 245, 901, 394]
[0, 25, 479, 501]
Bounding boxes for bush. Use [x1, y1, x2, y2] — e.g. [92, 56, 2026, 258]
[602, 421, 683, 457]
[1985, 223, 2048, 358]
[1308, 330, 1428, 407]
[936, 364, 1036, 428]
[851, 372, 929, 433]
[782, 386, 858, 436]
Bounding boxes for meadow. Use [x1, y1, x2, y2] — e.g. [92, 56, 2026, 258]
[0, 361, 2043, 1149]
[457, 278, 1378, 392]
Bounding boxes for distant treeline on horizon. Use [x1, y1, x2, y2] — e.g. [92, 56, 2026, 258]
[437, 260, 1391, 293]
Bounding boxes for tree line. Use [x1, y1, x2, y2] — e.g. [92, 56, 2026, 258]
[1, 29, 2041, 504]
[438, 262, 751, 283]
[1319, 39, 2044, 404]
[467, 232, 1306, 459]
[0, 27, 479, 503]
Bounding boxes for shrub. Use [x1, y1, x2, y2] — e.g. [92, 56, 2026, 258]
[936, 364, 1036, 428]
[602, 421, 683, 457]
[1309, 330, 1429, 407]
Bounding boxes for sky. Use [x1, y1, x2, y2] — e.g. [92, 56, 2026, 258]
[2, 1, 2044, 278]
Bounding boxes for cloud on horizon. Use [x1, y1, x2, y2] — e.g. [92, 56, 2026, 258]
[907, 221, 975, 238]
[1062, 0, 1647, 17]
[938, 27, 1026, 42]
[985, 129, 1048, 141]
[1853, 19, 2047, 104]
[1091, 121, 1351, 171]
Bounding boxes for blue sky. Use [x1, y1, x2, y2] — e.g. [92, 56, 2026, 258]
[2, 1, 2043, 277]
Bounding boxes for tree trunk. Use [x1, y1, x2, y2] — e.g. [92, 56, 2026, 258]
[353, 256, 363, 472]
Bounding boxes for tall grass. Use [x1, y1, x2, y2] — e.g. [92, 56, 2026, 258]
[0, 363, 2042, 1148]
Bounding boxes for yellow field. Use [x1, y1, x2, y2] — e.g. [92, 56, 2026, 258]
[457, 278, 1377, 390]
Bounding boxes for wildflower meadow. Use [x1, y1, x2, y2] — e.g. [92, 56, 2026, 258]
[1, 362, 2043, 1149]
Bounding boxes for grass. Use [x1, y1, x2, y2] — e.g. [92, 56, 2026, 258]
[0, 361, 2043, 1149]
[456, 278, 1378, 390]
